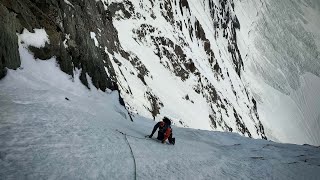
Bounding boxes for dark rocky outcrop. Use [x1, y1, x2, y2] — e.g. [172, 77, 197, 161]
[233, 108, 252, 138]
[0, 0, 137, 91]
[145, 91, 163, 120]
[160, 0, 174, 25]
[0, 3, 21, 79]
[208, 0, 243, 76]
[179, 0, 190, 16]
[133, 24, 191, 81]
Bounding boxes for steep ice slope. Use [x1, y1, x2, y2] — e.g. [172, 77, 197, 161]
[235, 0, 320, 145]
[0, 32, 320, 179]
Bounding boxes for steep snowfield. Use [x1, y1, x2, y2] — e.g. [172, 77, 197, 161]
[1, 28, 320, 179]
[235, 0, 320, 146]
[108, 0, 266, 139]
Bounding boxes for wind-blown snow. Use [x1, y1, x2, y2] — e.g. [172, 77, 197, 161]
[235, 0, 320, 146]
[0, 28, 320, 179]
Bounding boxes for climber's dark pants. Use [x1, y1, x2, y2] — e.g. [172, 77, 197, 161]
[157, 132, 175, 144]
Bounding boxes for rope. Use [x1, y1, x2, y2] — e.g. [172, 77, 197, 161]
[116, 129, 148, 140]
[125, 134, 137, 180]
[116, 130, 138, 180]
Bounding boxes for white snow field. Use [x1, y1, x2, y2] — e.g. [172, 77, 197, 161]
[1, 28, 320, 180]
[235, 0, 320, 146]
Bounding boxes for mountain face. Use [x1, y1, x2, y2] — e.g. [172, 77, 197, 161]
[235, 0, 320, 146]
[4, 0, 299, 141]
[1, 55, 319, 179]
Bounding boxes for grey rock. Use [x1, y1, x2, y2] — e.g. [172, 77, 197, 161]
[0, 3, 21, 79]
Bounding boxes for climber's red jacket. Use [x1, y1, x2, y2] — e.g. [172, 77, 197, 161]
[149, 121, 172, 141]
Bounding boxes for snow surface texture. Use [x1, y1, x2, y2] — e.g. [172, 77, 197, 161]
[1, 28, 320, 179]
[235, 0, 320, 145]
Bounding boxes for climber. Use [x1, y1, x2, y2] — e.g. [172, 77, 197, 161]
[148, 117, 175, 145]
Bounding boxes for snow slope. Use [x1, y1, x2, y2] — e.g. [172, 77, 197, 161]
[1, 28, 320, 179]
[235, 0, 320, 146]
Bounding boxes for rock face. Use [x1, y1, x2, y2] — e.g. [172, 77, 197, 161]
[0, 0, 267, 139]
[0, 0, 123, 91]
[0, 3, 21, 78]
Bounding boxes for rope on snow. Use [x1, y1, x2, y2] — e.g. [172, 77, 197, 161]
[116, 130, 137, 180]
[116, 129, 148, 140]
